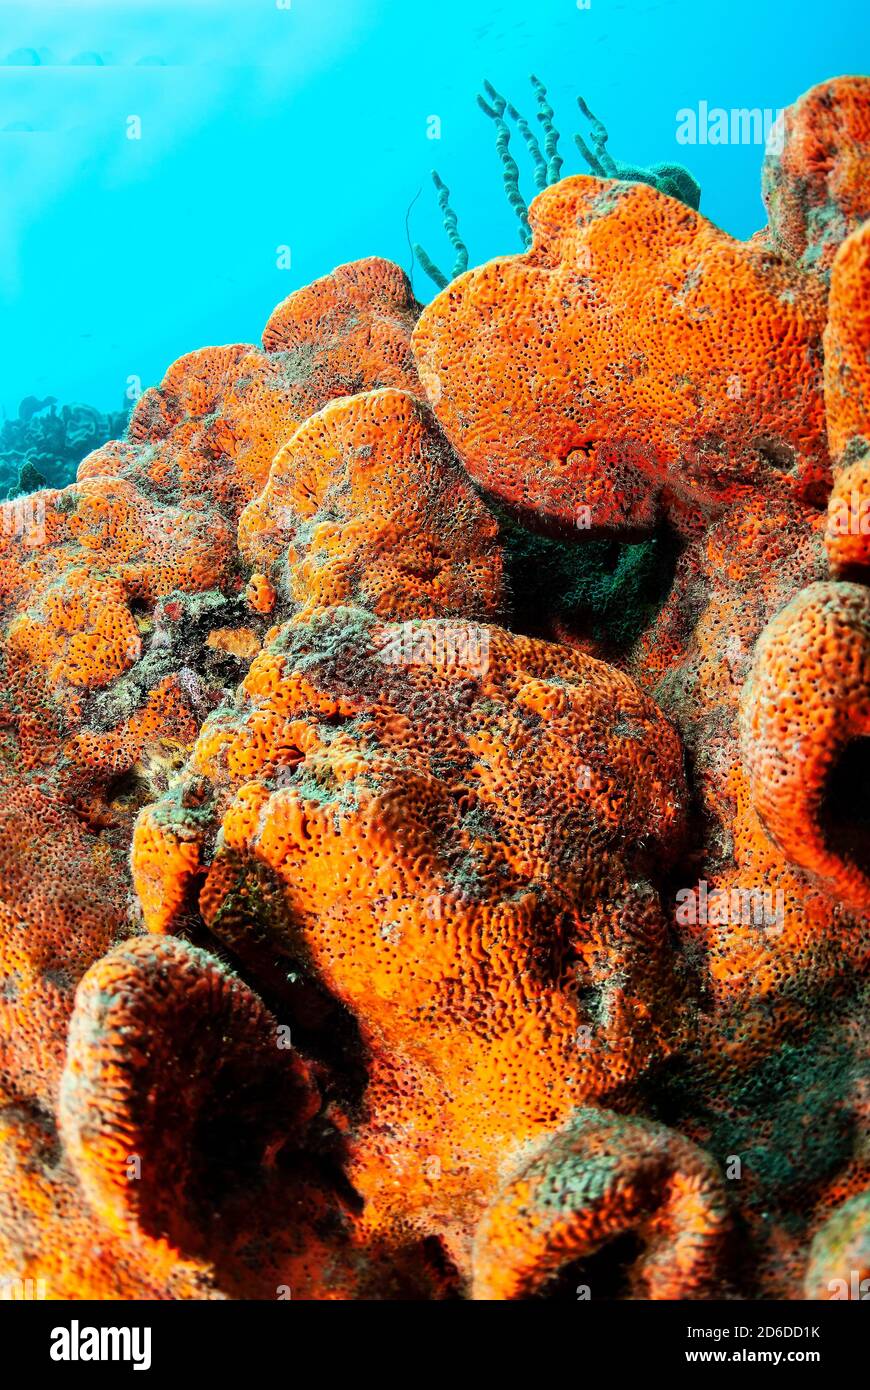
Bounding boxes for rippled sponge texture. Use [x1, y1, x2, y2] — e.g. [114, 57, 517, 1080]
[472, 1109, 730, 1300]
[132, 604, 688, 1235]
[80, 258, 422, 522]
[762, 75, 870, 277]
[238, 388, 504, 621]
[412, 176, 829, 536]
[0, 781, 126, 1109]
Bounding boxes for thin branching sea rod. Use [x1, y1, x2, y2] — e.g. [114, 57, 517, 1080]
[412, 74, 700, 288]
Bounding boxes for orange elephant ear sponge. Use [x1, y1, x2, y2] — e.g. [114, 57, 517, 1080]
[238, 388, 504, 622]
[132, 600, 689, 1244]
[79, 258, 424, 521]
[824, 220, 870, 575]
[762, 76, 870, 278]
[262, 256, 422, 396]
[412, 176, 829, 539]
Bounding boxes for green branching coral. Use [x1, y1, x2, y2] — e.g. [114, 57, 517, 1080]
[477, 81, 533, 247]
[413, 75, 700, 291]
[505, 94, 548, 193]
[575, 96, 701, 210]
[415, 173, 469, 290]
[532, 74, 564, 186]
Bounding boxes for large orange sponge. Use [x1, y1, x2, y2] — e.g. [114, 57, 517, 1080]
[132, 603, 688, 1250]
[412, 177, 829, 538]
[238, 388, 504, 622]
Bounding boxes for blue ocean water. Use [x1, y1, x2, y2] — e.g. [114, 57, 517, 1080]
[0, 0, 867, 420]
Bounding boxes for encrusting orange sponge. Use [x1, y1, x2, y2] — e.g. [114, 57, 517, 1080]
[238, 388, 504, 622]
[0, 779, 127, 1110]
[761, 75, 870, 278]
[80, 258, 423, 524]
[412, 176, 829, 538]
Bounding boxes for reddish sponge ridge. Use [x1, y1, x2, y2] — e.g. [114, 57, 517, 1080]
[761, 75, 870, 278]
[0, 475, 232, 711]
[59, 936, 319, 1257]
[824, 221, 870, 462]
[824, 221, 870, 575]
[411, 177, 829, 539]
[0, 1105, 219, 1300]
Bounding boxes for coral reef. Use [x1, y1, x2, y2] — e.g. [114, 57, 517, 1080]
[80, 258, 422, 525]
[0, 398, 131, 498]
[0, 76, 868, 1302]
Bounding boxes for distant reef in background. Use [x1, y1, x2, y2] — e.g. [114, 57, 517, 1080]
[0, 397, 131, 498]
